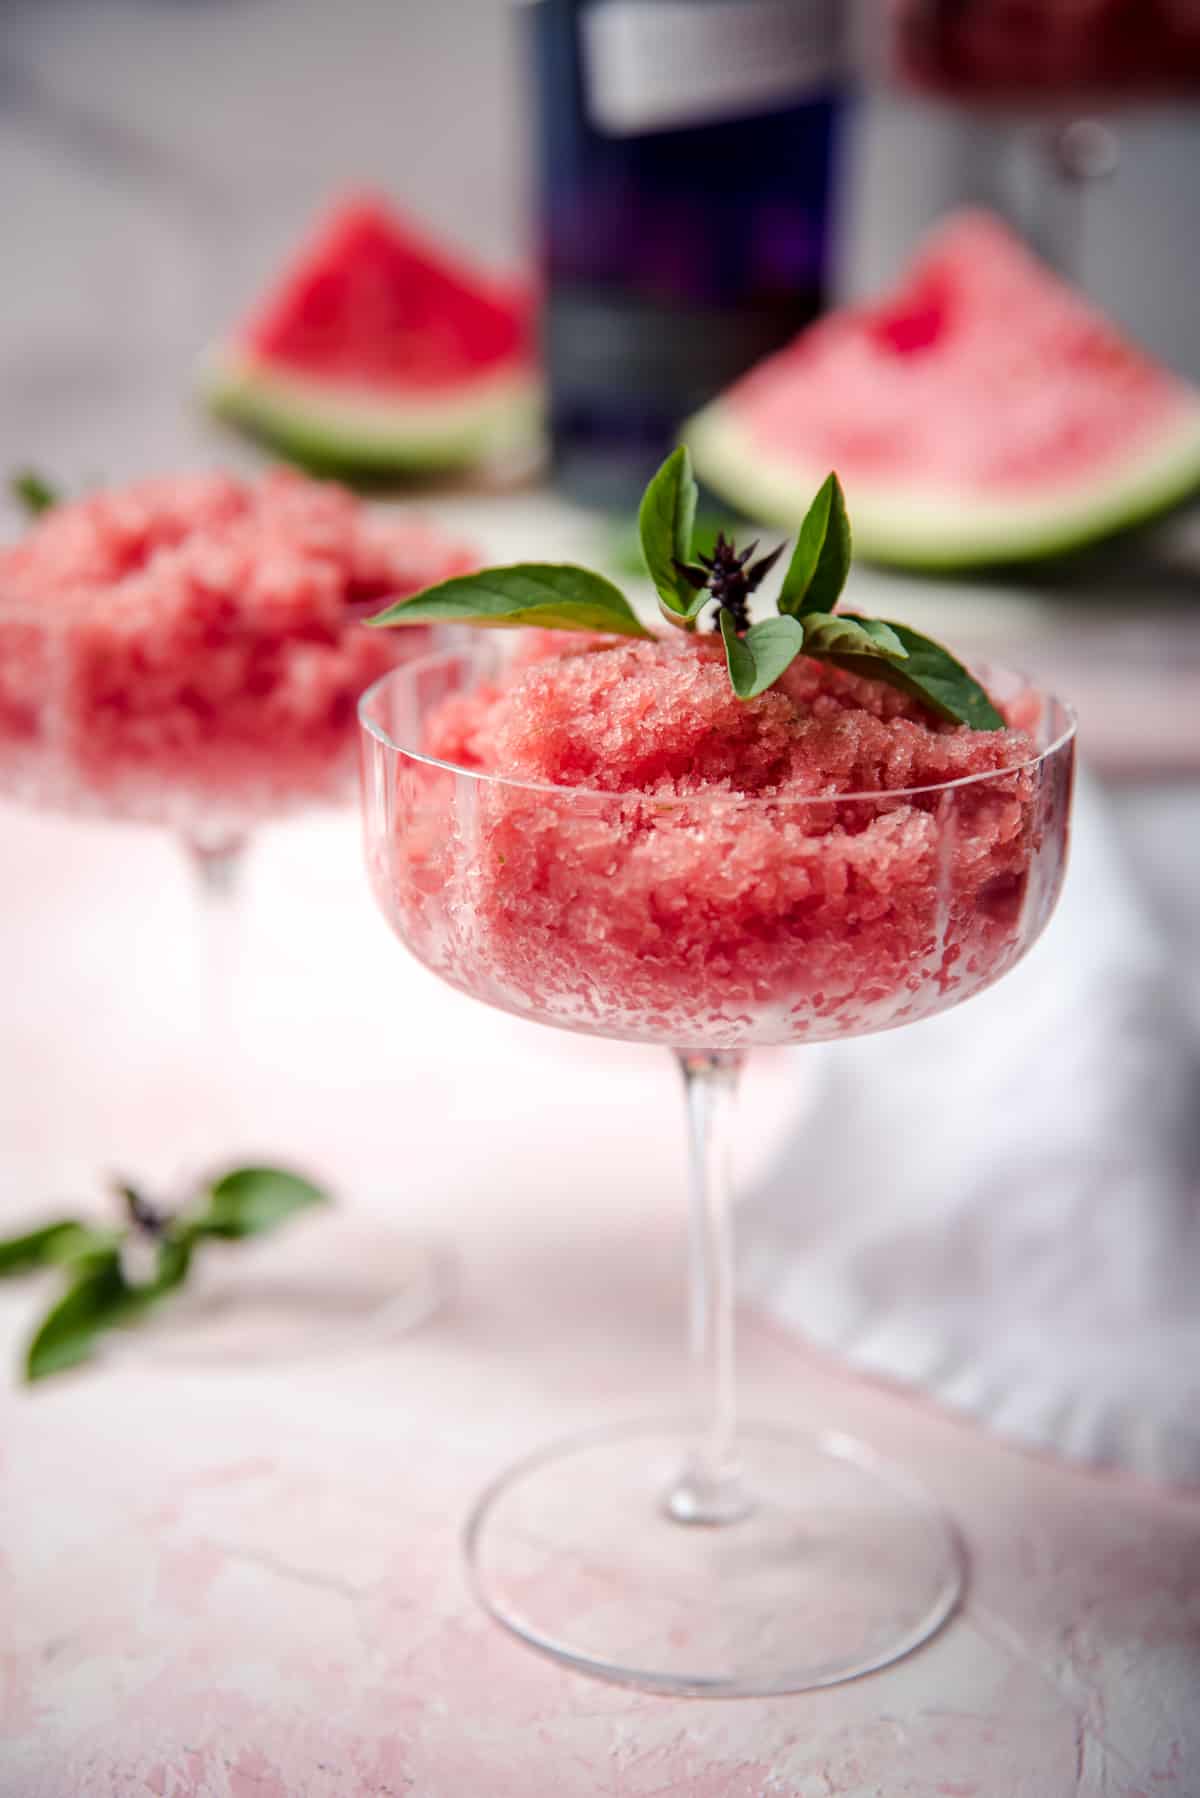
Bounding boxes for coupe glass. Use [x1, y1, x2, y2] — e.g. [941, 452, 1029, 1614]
[359, 643, 1076, 1695]
[0, 522, 468, 1356]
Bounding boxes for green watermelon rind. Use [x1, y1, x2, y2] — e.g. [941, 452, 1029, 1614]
[202, 351, 543, 476]
[684, 399, 1200, 571]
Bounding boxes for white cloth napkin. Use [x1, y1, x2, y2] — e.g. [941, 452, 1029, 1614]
[740, 773, 1200, 1484]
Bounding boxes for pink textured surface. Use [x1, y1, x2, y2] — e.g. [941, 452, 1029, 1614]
[1, 801, 1197, 1796]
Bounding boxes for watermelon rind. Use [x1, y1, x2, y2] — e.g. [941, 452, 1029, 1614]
[685, 393, 1200, 572]
[203, 351, 542, 478]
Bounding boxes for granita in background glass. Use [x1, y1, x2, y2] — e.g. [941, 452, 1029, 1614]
[359, 582, 1075, 1693]
[0, 469, 476, 1352]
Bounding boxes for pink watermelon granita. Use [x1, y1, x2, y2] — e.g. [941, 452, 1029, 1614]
[0, 469, 475, 834]
[376, 634, 1067, 1048]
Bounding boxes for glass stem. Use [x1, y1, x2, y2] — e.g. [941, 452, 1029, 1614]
[666, 1049, 751, 1527]
[188, 835, 246, 903]
[181, 833, 249, 1182]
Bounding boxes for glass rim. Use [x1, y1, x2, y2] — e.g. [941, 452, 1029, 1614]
[358, 644, 1078, 807]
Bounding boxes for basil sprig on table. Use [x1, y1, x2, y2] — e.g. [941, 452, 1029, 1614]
[367, 449, 1004, 728]
[1, 1165, 327, 1381]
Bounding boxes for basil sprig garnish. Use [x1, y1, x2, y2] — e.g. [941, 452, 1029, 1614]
[367, 451, 1004, 728]
[2, 1165, 327, 1381]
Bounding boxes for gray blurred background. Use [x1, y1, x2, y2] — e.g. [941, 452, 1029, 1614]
[3, 0, 1198, 491]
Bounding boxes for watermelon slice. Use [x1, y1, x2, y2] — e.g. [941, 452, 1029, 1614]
[685, 211, 1200, 570]
[204, 195, 541, 476]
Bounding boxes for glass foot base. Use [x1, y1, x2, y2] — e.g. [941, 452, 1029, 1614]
[106, 1211, 450, 1368]
[465, 1421, 964, 1697]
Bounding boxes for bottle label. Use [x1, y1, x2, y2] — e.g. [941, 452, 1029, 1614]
[580, 0, 843, 137]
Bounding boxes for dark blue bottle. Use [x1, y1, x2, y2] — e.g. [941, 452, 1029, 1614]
[526, 0, 846, 508]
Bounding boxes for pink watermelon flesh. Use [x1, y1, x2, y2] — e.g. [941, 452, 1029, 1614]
[242, 196, 531, 388]
[206, 195, 539, 472]
[685, 211, 1200, 568]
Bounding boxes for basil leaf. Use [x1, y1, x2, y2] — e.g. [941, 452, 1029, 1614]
[778, 473, 851, 618]
[720, 611, 806, 700]
[657, 590, 711, 631]
[152, 1229, 197, 1294]
[802, 613, 907, 661]
[367, 565, 650, 639]
[23, 1224, 206, 1380]
[666, 560, 714, 626]
[638, 447, 699, 619]
[195, 1166, 328, 1241]
[10, 469, 59, 518]
[24, 1252, 141, 1381]
[828, 621, 1006, 730]
[62, 1228, 126, 1274]
[0, 1219, 95, 1277]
